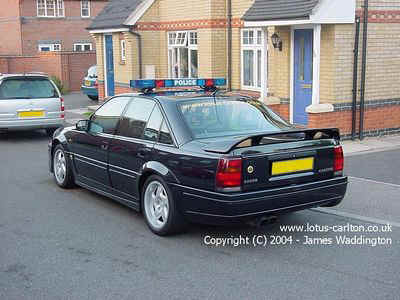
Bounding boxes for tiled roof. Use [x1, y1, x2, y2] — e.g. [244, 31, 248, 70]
[87, 0, 144, 30]
[242, 0, 320, 22]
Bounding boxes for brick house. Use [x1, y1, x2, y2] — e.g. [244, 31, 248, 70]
[89, 0, 400, 138]
[0, 0, 108, 56]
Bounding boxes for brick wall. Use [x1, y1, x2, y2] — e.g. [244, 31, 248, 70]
[267, 26, 291, 100]
[0, 58, 10, 73]
[333, 22, 400, 104]
[269, 104, 290, 121]
[5, 53, 63, 79]
[0, 0, 108, 56]
[0, 51, 96, 91]
[0, 0, 23, 55]
[308, 105, 400, 137]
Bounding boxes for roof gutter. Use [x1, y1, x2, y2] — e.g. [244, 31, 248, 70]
[129, 28, 143, 79]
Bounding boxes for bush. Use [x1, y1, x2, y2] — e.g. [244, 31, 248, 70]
[50, 76, 69, 95]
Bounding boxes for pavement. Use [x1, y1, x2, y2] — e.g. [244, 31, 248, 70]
[342, 135, 400, 156]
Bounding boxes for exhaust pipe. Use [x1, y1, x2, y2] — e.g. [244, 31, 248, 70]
[248, 215, 278, 228]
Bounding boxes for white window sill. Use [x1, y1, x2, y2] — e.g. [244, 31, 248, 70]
[241, 85, 262, 92]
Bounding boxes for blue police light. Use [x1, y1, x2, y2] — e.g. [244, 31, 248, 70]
[130, 78, 226, 89]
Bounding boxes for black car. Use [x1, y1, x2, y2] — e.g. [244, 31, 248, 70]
[49, 80, 347, 235]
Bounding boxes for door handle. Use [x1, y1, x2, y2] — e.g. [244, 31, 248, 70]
[100, 142, 109, 151]
[138, 148, 152, 158]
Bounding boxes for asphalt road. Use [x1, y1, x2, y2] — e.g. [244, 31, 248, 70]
[63, 92, 95, 111]
[1, 100, 399, 299]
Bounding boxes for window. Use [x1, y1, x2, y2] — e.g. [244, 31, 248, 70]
[168, 31, 198, 78]
[81, 0, 90, 18]
[87, 65, 97, 78]
[39, 44, 61, 52]
[143, 105, 163, 142]
[0, 77, 58, 100]
[90, 97, 130, 134]
[179, 98, 288, 139]
[241, 28, 267, 91]
[159, 121, 173, 145]
[37, 0, 64, 17]
[117, 98, 155, 139]
[120, 40, 126, 61]
[74, 43, 92, 52]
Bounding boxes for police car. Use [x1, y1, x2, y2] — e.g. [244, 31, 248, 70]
[48, 78, 347, 235]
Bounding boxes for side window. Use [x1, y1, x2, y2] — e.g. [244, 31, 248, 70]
[117, 98, 155, 139]
[90, 97, 130, 134]
[159, 120, 174, 145]
[143, 105, 163, 142]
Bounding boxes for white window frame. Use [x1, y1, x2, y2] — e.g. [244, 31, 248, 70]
[38, 43, 62, 52]
[120, 40, 126, 61]
[241, 28, 267, 93]
[167, 30, 198, 78]
[37, 0, 64, 17]
[73, 43, 92, 52]
[81, 0, 91, 18]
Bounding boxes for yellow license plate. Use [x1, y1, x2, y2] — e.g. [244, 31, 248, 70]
[18, 111, 45, 118]
[85, 80, 91, 86]
[271, 157, 314, 176]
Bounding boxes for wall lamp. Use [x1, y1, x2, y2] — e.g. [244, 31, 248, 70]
[271, 33, 282, 51]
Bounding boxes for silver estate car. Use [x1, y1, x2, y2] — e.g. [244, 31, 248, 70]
[0, 73, 64, 136]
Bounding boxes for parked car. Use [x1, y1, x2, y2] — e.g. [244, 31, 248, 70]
[48, 78, 348, 236]
[81, 65, 98, 101]
[0, 73, 64, 136]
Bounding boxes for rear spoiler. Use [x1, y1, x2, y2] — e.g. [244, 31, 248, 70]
[203, 128, 340, 154]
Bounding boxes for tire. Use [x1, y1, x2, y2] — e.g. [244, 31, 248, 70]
[53, 145, 75, 188]
[46, 128, 57, 137]
[141, 175, 186, 236]
[88, 95, 98, 101]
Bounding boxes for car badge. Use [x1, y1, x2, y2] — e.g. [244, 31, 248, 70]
[247, 165, 254, 174]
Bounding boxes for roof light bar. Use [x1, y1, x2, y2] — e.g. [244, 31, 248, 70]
[130, 78, 226, 90]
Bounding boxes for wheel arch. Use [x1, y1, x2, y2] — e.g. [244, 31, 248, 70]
[50, 138, 71, 172]
[137, 161, 180, 210]
[50, 139, 62, 172]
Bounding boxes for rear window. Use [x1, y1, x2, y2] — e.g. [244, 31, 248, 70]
[87, 66, 97, 78]
[179, 98, 291, 139]
[0, 77, 58, 100]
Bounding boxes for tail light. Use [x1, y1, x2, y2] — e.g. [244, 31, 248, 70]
[60, 97, 65, 119]
[333, 145, 344, 174]
[216, 158, 242, 191]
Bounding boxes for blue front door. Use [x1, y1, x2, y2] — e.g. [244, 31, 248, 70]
[105, 35, 115, 97]
[294, 29, 313, 125]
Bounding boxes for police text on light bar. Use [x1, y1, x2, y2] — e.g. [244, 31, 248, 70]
[130, 78, 226, 89]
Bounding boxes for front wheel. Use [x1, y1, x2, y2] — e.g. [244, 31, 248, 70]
[53, 145, 74, 188]
[142, 175, 186, 236]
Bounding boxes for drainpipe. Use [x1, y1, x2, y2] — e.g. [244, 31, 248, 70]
[129, 28, 143, 79]
[351, 16, 360, 140]
[359, 0, 369, 140]
[227, 0, 232, 91]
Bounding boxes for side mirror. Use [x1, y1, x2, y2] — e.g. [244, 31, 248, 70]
[76, 120, 89, 131]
